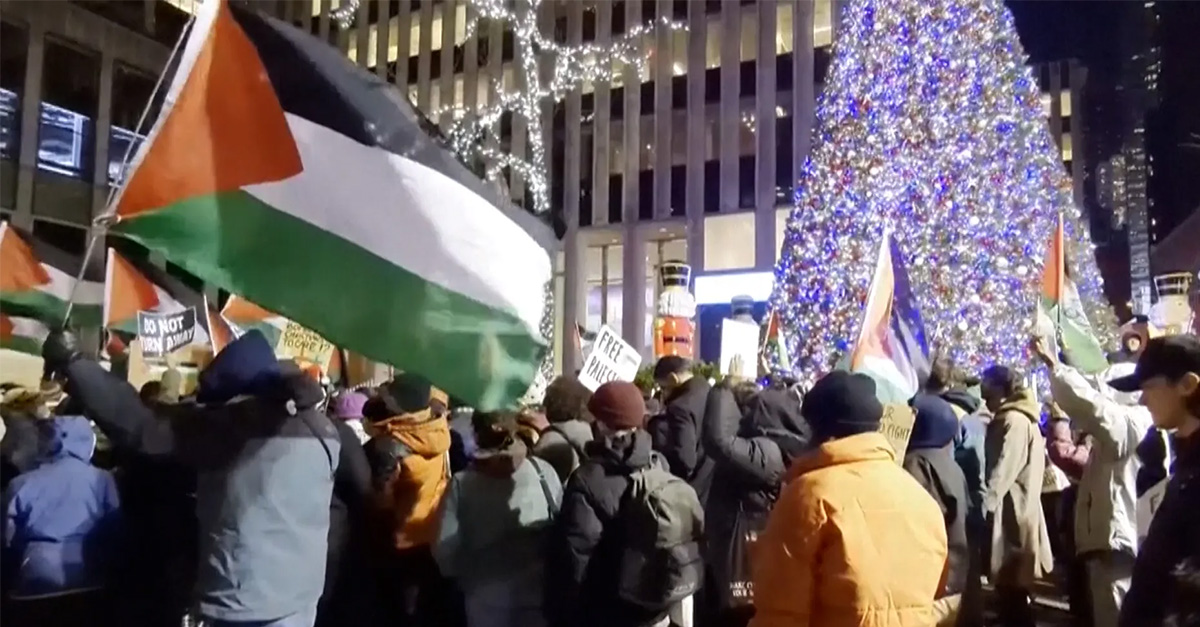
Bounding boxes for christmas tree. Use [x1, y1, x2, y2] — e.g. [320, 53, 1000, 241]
[771, 0, 1114, 377]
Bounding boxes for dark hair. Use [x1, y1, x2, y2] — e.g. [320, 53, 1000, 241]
[981, 365, 1024, 398]
[471, 410, 521, 451]
[543, 375, 593, 424]
[140, 381, 163, 404]
[652, 355, 691, 380]
[926, 354, 955, 391]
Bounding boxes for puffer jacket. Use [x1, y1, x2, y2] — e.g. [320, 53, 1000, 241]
[749, 432, 948, 627]
[701, 385, 810, 610]
[984, 389, 1055, 588]
[61, 331, 341, 623]
[365, 412, 451, 550]
[532, 418, 594, 483]
[1049, 364, 1150, 557]
[649, 376, 715, 505]
[3, 416, 121, 599]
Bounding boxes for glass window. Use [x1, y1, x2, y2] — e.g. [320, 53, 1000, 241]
[38, 39, 99, 181]
[109, 65, 157, 186]
[704, 212, 755, 270]
[409, 13, 421, 57]
[740, 11, 756, 62]
[706, 117, 719, 161]
[705, 19, 720, 68]
[453, 75, 465, 108]
[430, 4, 444, 51]
[777, 3, 794, 54]
[815, 0, 833, 47]
[672, 30, 688, 76]
[1, 21, 28, 162]
[32, 218, 86, 256]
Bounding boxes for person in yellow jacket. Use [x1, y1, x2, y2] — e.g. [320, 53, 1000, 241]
[362, 374, 457, 626]
[750, 371, 949, 627]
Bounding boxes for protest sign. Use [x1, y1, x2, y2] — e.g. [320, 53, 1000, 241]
[137, 308, 197, 358]
[276, 321, 336, 371]
[720, 318, 759, 379]
[578, 325, 642, 392]
[1137, 477, 1168, 539]
[878, 403, 916, 464]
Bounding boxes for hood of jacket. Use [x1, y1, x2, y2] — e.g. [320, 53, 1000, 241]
[789, 431, 896, 480]
[377, 413, 452, 458]
[196, 331, 300, 406]
[742, 388, 811, 459]
[473, 437, 529, 476]
[588, 428, 654, 472]
[941, 388, 983, 415]
[997, 389, 1040, 423]
[37, 416, 96, 463]
[550, 418, 595, 450]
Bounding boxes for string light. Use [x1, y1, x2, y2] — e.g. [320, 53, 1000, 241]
[770, 0, 1116, 381]
[331, 0, 685, 390]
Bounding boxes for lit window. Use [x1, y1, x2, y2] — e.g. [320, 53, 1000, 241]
[777, 3, 794, 54]
[706, 19, 720, 68]
[740, 11, 757, 61]
[814, 0, 833, 47]
[673, 31, 688, 76]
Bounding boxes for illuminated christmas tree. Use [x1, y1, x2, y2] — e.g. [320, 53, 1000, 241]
[771, 0, 1114, 377]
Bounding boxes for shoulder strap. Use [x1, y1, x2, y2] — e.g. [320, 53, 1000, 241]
[296, 410, 336, 477]
[547, 424, 587, 458]
[530, 458, 559, 517]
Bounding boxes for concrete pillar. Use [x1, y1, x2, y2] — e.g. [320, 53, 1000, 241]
[792, 0, 815, 194]
[622, 0, 642, 225]
[14, 24, 45, 225]
[652, 0, 673, 220]
[561, 229, 587, 373]
[718, 1, 739, 213]
[417, 0, 434, 112]
[591, 0, 613, 225]
[92, 53, 115, 217]
[622, 227, 648, 355]
[754, 0, 777, 270]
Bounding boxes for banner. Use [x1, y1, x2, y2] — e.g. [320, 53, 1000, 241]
[137, 308, 197, 358]
[276, 320, 336, 371]
[578, 325, 642, 392]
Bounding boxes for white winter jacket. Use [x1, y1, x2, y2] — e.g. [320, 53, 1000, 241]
[1049, 363, 1151, 556]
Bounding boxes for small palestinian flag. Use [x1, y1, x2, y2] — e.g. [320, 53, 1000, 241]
[220, 294, 287, 347]
[109, 0, 551, 409]
[0, 315, 49, 356]
[0, 221, 103, 327]
[103, 248, 220, 351]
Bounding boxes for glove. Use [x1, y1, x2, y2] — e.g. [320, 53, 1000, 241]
[41, 329, 82, 377]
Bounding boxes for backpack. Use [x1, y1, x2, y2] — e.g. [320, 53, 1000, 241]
[615, 455, 705, 610]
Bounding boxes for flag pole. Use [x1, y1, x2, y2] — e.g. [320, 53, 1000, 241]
[61, 13, 196, 328]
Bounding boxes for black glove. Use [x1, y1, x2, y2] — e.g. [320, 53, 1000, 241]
[41, 329, 82, 377]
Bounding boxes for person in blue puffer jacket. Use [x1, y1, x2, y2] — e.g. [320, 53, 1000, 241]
[2, 415, 122, 627]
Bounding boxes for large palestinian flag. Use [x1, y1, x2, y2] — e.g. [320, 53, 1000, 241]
[0, 221, 103, 328]
[0, 315, 49, 356]
[108, 0, 552, 409]
[103, 247, 224, 352]
[220, 294, 288, 348]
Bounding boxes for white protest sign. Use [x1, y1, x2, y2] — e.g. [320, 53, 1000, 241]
[720, 318, 759, 379]
[137, 308, 198, 358]
[1137, 477, 1168, 539]
[578, 325, 642, 392]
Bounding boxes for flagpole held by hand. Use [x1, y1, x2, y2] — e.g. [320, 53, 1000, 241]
[61, 14, 196, 328]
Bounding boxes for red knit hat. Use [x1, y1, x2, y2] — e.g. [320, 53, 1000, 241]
[588, 381, 646, 431]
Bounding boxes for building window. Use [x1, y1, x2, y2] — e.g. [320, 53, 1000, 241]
[38, 38, 99, 182]
[776, 3, 794, 54]
[815, 0, 834, 47]
[32, 218, 86, 256]
[0, 21, 27, 165]
[740, 10, 756, 62]
[705, 19, 721, 69]
[109, 65, 157, 186]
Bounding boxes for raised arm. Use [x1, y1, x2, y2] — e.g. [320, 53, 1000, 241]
[702, 386, 785, 486]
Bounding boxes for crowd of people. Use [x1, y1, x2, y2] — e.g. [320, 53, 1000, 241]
[1, 327, 1199, 627]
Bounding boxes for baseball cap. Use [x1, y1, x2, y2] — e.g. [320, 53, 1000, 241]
[1108, 335, 1200, 392]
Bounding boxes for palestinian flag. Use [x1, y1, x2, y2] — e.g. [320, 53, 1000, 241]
[1037, 213, 1107, 374]
[0, 221, 103, 327]
[103, 248, 218, 351]
[108, 0, 551, 409]
[759, 310, 790, 375]
[0, 315, 49, 356]
[220, 294, 287, 347]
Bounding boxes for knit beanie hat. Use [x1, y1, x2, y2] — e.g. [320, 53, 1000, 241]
[331, 391, 368, 420]
[588, 381, 646, 431]
[907, 393, 959, 451]
[802, 371, 884, 441]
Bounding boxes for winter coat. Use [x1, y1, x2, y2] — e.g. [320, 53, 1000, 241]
[749, 432, 948, 627]
[532, 418, 594, 483]
[317, 420, 374, 627]
[701, 385, 810, 609]
[1120, 433, 1200, 627]
[983, 389, 1055, 588]
[649, 376, 715, 505]
[547, 429, 670, 627]
[434, 439, 562, 627]
[1136, 427, 1174, 497]
[1049, 364, 1150, 557]
[365, 411, 451, 550]
[942, 389, 987, 532]
[59, 332, 341, 622]
[2, 416, 121, 600]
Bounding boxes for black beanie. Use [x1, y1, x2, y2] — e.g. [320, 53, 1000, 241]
[802, 371, 884, 441]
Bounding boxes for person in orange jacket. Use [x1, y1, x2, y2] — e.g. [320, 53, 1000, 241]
[749, 371, 949, 627]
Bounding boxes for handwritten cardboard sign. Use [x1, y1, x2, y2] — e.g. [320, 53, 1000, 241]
[578, 325, 642, 392]
[137, 308, 197, 358]
[878, 403, 916, 464]
[276, 321, 336, 370]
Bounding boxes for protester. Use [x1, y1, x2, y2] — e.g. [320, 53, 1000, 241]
[1, 415, 122, 627]
[40, 329, 340, 627]
[515, 407, 549, 450]
[701, 380, 810, 627]
[1042, 410, 1092, 627]
[434, 410, 562, 627]
[0, 385, 50, 490]
[531, 374, 594, 482]
[548, 380, 704, 627]
[749, 371, 948, 627]
[362, 374, 458, 627]
[317, 387, 374, 627]
[330, 390, 370, 444]
[904, 393, 971, 626]
[979, 365, 1054, 627]
[649, 356, 715, 505]
[1105, 336, 1200, 627]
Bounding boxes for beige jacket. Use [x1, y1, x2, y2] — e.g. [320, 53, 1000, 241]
[983, 389, 1055, 588]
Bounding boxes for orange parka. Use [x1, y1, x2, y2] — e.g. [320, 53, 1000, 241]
[749, 432, 949, 627]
